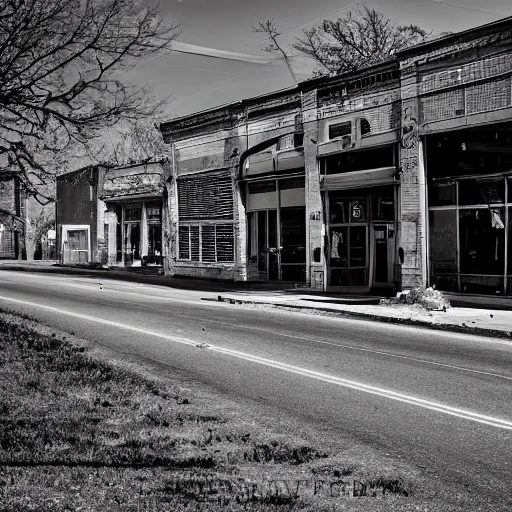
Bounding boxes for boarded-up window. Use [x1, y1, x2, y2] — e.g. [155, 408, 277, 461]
[179, 225, 190, 260]
[177, 172, 233, 221]
[178, 223, 234, 263]
[177, 171, 234, 263]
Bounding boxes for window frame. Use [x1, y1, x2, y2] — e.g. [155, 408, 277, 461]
[178, 221, 234, 263]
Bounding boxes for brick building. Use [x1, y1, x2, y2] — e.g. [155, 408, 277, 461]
[157, 15, 512, 296]
[0, 173, 25, 259]
[56, 161, 169, 266]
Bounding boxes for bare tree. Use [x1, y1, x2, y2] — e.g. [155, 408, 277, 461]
[0, 0, 179, 204]
[257, 6, 431, 77]
[253, 19, 298, 84]
[102, 118, 169, 167]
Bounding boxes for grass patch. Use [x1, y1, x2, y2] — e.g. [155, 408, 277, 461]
[0, 309, 492, 511]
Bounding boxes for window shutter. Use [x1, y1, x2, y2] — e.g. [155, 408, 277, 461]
[178, 172, 233, 221]
[201, 225, 216, 262]
[190, 225, 200, 261]
[216, 224, 234, 262]
[178, 225, 190, 259]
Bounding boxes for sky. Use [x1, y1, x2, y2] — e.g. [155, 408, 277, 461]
[130, 0, 512, 121]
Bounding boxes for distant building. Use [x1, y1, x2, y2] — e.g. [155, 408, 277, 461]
[56, 161, 169, 267]
[0, 172, 25, 259]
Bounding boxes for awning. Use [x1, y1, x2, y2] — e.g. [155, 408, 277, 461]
[320, 167, 396, 191]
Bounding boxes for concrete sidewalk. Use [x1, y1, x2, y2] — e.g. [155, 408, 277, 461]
[205, 292, 512, 339]
[1, 260, 511, 339]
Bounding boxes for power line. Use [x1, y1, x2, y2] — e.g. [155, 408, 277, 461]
[430, 0, 509, 17]
[242, 0, 364, 49]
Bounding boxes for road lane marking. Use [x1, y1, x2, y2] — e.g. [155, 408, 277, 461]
[177, 315, 512, 381]
[2, 270, 511, 349]
[2, 274, 512, 381]
[1, 294, 511, 431]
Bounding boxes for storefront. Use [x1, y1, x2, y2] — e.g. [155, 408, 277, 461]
[320, 145, 399, 291]
[242, 136, 307, 282]
[100, 162, 166, 268]
[427, 126, 512, 295]
[104, 200, 163, 267]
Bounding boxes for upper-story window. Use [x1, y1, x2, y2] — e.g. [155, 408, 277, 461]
[360, 118, 372, 137]
[277, 133, 304, 151]
[329, 122, 352, 140]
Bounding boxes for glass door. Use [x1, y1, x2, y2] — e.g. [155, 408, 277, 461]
[248, 209, 279, 280]
[65, 229, 89, 264]
[372, 224, 395, 285]
[148, 224, 162, 265]
[124, 222, 140, 264]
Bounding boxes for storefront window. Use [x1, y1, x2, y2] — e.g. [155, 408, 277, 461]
[459, 208, 505, 275]
[429, 182, 456, 206]
[429, 210, 457, 273]
[330, 198, 366, 223]
[459, 178, 505, 206]
[330, 200, 350, 224]
[370, 193, 394, 221]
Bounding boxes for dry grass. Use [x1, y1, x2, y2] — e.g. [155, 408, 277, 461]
[0, 309, 497, 511]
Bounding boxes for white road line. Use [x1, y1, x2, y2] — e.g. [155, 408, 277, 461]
[1, 294, 511, 431]
[3, 270, 511, 347]
[222, 323, 512, 382]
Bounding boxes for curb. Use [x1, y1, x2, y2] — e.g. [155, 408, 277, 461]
[203, 296, 512, 341]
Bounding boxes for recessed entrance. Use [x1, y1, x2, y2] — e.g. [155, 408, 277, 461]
[326, 186, 396, 290]
[245, 177, 306, 282]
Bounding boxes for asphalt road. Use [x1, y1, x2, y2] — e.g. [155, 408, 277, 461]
[0, 270, 511, 505]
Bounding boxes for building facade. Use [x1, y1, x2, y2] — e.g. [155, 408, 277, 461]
[56, 161, 168, 267]
[158, 16, 512, 296]
[53, 17, 512, 296]
[0, 173, 25, 259]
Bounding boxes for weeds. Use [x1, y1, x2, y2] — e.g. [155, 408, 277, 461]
[0, 311, 424, 511]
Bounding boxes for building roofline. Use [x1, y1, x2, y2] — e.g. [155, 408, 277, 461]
[298, 58, 398, 91]
[160, 85, 299, 131]
[397, 15, 512, 57]
[56, 164, 103, 179]
[110, 158, 167, 172]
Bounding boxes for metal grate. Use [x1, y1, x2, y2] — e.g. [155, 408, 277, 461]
[466, 77, 512, 115]
[216, 224, 234, 262]
[421, 89, 465, 123]
[178, 171, 233, 222]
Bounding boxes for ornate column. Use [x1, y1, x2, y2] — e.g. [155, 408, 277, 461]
[399, 60, 426, 289]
